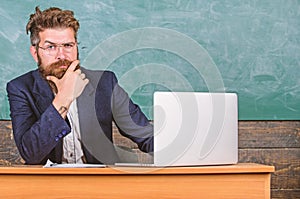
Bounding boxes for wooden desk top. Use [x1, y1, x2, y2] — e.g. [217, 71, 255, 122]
[0, 163, 275, 198]
[0, 163, 274, 175]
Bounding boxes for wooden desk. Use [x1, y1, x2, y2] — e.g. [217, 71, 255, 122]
[0, 163, 274, 199]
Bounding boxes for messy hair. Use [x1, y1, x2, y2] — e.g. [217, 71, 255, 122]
[26, 6, 80, 46]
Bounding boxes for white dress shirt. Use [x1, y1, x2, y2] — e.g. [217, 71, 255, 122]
[62, 99, 85, 164]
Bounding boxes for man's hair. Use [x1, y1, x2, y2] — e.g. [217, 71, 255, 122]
[26, 6, 80, 46]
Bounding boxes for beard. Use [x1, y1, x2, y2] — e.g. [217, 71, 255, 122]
[39, 59, 80, 79]
[39, 59, 80, 93]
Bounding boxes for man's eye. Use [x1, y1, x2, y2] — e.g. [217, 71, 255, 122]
[64, 43, 74, 48]
[46, 45, 56, 50]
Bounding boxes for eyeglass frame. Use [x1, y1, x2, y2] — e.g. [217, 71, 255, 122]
[35, 41, 78, 56]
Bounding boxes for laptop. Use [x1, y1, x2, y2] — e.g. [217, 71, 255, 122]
[116, 91, 238, 167]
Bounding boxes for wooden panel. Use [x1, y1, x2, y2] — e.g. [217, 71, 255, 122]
[0, 120, 23, 165]
[239, 148, 300, 190]
[0, 174, 271, 199]
[238, 121, 300, 148]
[271, 189, 300, 199]
[1, 174, 272, 199]
[3, 120, 299, 154]
[113, 121, 300, 149]
[0, 164, 273, 199]
[237, 121, 300, 199]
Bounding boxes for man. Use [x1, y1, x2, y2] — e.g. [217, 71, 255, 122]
[6, 7, 153, 165]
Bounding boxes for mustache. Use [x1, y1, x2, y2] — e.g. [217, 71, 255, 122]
[39, 59, 80, 79]
[39, 59, 80, 93]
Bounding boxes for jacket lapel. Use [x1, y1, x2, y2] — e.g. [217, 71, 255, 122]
[32, 70, 54, 114]
[77, 69, 119, 164]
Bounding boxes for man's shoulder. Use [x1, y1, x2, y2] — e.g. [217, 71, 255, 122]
[7, 69, 39, 85]
[81, 68, 114, 75]
[81, 68, 116, 80]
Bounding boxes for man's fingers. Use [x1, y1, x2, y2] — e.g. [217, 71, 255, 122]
[67, 60, 80, 72]
[83, 78, 89, 85]
[80, 73, 86, 79]
[46, 75, 58, 84]
[75, 69, 82, 75]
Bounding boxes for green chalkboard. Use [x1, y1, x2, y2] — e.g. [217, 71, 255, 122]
[1, 0, 299, 120]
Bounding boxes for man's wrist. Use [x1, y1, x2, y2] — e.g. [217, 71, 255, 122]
[52, 93, 72, 118]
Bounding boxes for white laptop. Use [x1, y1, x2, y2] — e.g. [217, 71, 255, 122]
[153, 92, 238, 166]
[116, 91, 238, 167]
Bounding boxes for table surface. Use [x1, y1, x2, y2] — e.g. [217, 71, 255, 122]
[0, 163, 275, 175]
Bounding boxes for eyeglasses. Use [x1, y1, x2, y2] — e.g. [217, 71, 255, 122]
[37, 42, 77, 56]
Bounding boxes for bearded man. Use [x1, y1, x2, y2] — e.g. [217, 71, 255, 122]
[6, 6, 153, 165]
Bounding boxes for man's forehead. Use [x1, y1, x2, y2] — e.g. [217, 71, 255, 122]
[39, 28, 76, 43]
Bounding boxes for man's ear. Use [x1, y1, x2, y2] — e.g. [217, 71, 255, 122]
[30, 46, 38, 63]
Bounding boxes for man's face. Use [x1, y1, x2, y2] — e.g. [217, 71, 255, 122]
[30, 28, 78, 79]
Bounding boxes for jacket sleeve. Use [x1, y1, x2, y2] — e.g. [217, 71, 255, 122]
[6, 80, 70, 164]
[107, 72, 154, 153]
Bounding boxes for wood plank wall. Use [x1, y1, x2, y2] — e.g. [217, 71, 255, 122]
[0, 120, 299, 198]
[238, 121, 300, 198]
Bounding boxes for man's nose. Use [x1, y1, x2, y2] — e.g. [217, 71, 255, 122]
[55, 46, 66, 59]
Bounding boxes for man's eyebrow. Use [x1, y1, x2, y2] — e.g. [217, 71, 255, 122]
[44, 40, 76, 45]
[44, 40, 56, 45]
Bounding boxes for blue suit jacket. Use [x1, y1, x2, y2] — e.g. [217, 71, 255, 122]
[6, 68, 153, 165]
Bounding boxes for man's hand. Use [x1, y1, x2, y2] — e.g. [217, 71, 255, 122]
[47, 60, 89, 117]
